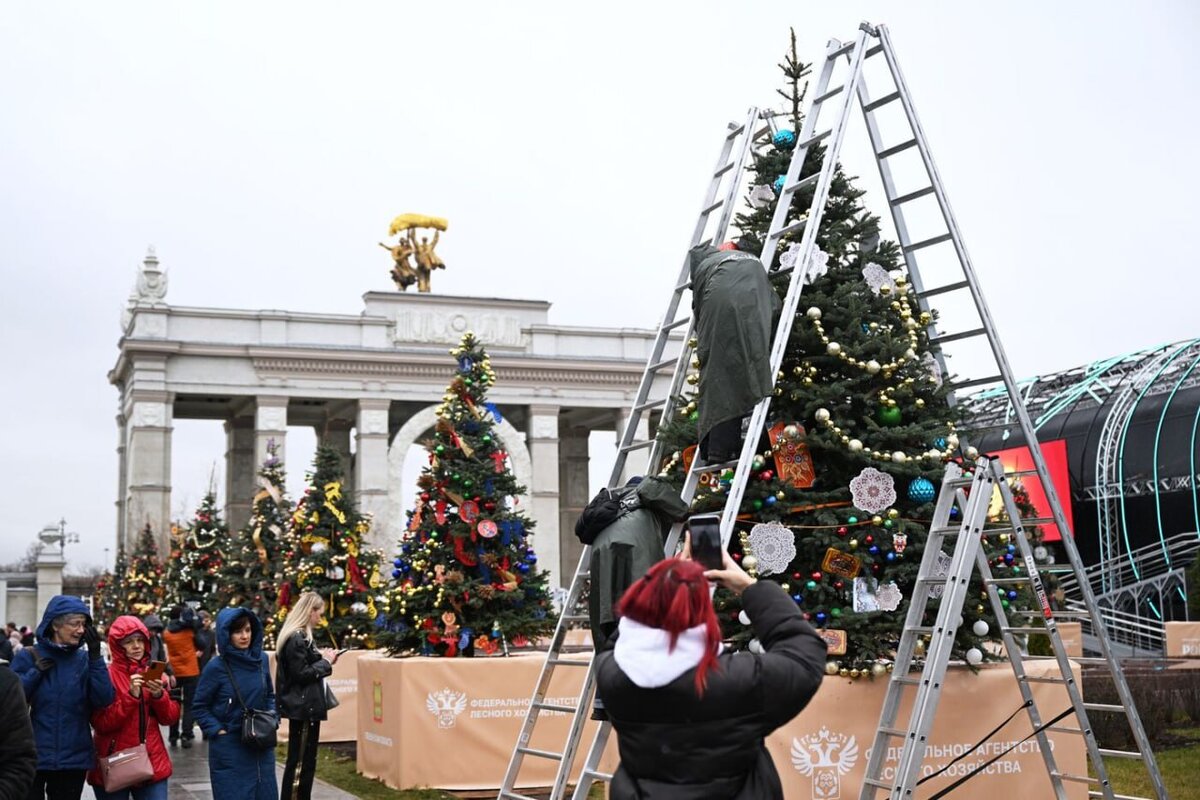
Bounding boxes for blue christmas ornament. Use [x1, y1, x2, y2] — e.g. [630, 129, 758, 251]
[393, 557, 403, 567]
[815, 612, 827, 624]
[1006, 590, 1019, 601]
[869, 545, 880, 555]
[793, 594, 803, 604]
[886, 551, 896, 562]
[516, 562, 530, 573]
[1006, 544, 1016, 554]
[764, 495, 777, 506]
[459, 629, 473, 651]
[391, 569, 401, 579]
[772, 129, 797, 148]
[773, 174, 787, 193]
[908, 477, 936, 503]
[525, 552, 537, 564]
[934, 437, 947, 450]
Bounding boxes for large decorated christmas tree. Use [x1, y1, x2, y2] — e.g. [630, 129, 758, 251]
[122, 523, 166, 617]
[164, 494, 227, 607]
[658, 33, 1030, 678]
[218, 441, 291, 645]
[278, 446, 385, 648]
[377, 333, 557, 656]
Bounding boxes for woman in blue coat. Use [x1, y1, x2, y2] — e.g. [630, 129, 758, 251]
[12, 595, 115, 800]
[192, 608, 278, 800]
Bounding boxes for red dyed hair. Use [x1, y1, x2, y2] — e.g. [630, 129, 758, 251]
[616, 557, 722, 694]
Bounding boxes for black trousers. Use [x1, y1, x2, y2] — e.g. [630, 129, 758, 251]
[28, 769, 86, 800]
[280, 719, 321, 800]
[169, 675, 199, 740]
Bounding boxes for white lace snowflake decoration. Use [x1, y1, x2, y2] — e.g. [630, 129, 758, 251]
[849, 467, 896, 514]
[928, 550, 954, 599]
[876, 582, 903, 612]
[779, 242, 804, 272]
[861, 262, 895, 295]
[805, 247, 830, 281]
[748, 184, 776, 209]
[747, 522, 796, 576]
[923, 351, 943, 387]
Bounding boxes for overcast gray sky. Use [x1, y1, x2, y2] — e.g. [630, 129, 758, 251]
[2, 1, 1197, 576]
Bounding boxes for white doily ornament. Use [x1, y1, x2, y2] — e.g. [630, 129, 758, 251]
[923, 351, 943, 388]
[849, 467, 897, 514]
[928, 550, 954, 599]
[861, 263, 896, 296]
[748, 184, 776, 209]
[779, 244, 830, 282]
[876, 582, 903, 612]
[747, 522, 797, 576]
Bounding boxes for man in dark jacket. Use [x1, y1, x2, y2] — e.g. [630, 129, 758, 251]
[11, 595, 115, 800]
[688, 243, 780, 462]
[0, 662, 37, 800]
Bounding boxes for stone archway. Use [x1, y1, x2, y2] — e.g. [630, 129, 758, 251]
[381, 404, 532, 545]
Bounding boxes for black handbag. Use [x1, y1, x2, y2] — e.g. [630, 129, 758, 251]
[221, 655, 278, 750]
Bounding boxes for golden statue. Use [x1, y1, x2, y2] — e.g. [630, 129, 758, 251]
[383, 213, 448, 292]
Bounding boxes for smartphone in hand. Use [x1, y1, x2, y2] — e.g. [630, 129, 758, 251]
[142, 661, 167, 681]
[688, 513, 725, 571]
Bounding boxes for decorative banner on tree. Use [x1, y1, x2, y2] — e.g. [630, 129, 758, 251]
[816, 628, 847, 656]
[849, 467, 896, 514]
[459, 500, 479, 525]
[768, 422, 816, 488]
[821, 547, 862, 579]
[476, 519, 498, 539]
[747, 522, 796, 576]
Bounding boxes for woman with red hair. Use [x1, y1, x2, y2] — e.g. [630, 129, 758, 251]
[595, 548, 826, 799]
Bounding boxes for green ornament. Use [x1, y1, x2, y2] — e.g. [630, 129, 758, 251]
[435, 445, 445, 454]
[482, 435, 492, 443]
[689, 411, 699, 423]
[752, 499, 763, 510]
[830, 607, 842, 618]
[452, 473, 461, 482]
[877, 406, 903, 427]
[463, 480, 473, 488]
[883, 519, 893, 529]
[752, 456, 765, 471]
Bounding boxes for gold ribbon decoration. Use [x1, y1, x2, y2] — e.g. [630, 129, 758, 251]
[324, 481, 343, 502]
[252, 526, 269, 564]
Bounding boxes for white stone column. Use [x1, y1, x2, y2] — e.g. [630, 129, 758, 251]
[124, 391, 173, 554]
[528, 405, 563, 591]
[115, 410, 128, 554]
[558, 425, 591, 586]
[615, 406, 652, 484]
[224, 414, 256, 532]
[324, 417, 355, 490]
[255, 397, 289, 475]
[35, 547, 66, 623]
[356, 399, 391, 549]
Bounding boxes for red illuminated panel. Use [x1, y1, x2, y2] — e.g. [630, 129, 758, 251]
[986, 439, 1074, 542]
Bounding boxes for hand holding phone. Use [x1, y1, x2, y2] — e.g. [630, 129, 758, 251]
[687, 513, 725, 571]
[142, 661, 167, 681]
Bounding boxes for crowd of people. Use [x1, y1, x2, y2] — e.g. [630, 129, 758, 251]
[0, 593, 343, 800]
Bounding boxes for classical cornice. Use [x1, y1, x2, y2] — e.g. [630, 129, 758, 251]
[251, 355, 640, 386]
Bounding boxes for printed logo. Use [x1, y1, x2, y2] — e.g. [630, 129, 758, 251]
[372, 680, 383, 723]
[791, 727, 859, 799]
[426, 688, 468, 728]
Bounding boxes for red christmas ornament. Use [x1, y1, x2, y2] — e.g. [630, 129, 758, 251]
[865, 535, 874, 544]
[811, 572, 822, 581]
[836, 526, 848, 536]
[834, 581, 844, 590]
[792, 572, 802, 580]
[420, 492, 431, 502]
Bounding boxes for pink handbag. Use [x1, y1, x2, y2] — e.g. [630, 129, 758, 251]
[98, 697, 155, 792]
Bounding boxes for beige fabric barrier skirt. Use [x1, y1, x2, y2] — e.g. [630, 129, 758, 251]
[1165, 621, 1200, 657]
[357, 652, 1085, 797]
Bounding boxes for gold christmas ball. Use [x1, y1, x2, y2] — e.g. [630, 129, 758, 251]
[848, 439, 863, 453]
[814, 408, 831, 423]
[826, 342, 842, 356]
[848, 539, 859, 550]
[792, 366, 804, 377]
[839, 667, 850, 677]
[688, 337, 698, 348]
[866, 359, 881, 374]
[776, 491, 786, 500]
[742, 555, 758, 572]
[691, 356, 701, 368]
[871, 515, 883, 526]
[806, 307, 822, 320]
[826, 661, 841, 676]
[871, 662, 887, 677]
[686, 373, 700, 385]
[880, 285, 892, 296]
[915, 398, 926, 408]
[887, 509, 900, 520]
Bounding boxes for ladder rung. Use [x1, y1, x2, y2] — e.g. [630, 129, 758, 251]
[700, 198, 724, 216]
[663, 316, 691, 331]
[674, 279, 694, 292]
[533, 701, 575, 713]
[878, 139, 918, 159]
[1097, 748, 1145, 760]
[1003, 627, 1048, 635]
[1027, 655, 1111, 666]
[548, 657, 591, 667]
[1048, 725, 1084, 736]
[1020, 516, 1057, 525]
[724, 123, 746, 140]
[930, 327, 987, 346]
[864, 91, 901, 112]
[830, 40, 856, 58]
[985, 577, 1028, 586]
[919, 280, 970, 298]
[865, 44, 883, 58]
[879, 726, 908, 738]
[712, 161, 736, 178]
[559, 614, 588, 623]
[903, 232, 953, 252]
[647, 357, 676, 372]
[694, 458, 738, 474]
[893, 676, 921, 686]
[516, 746, 563, 761]
[814, 84, 845, 104]
[632, 397, 667, 413]
[949, 374, 1003, 391]
[890, 186, 935, 206]
[580, 768, 614, 783]
[768, 216, 809, 239]
[1021, 675, 1069, 685]
[1083, 702, 1126, 714]
[619, 440, 655, 454]
[498, 792, 539, 800]
[1087, 793, 1154, 800]
[1052, 772, 1099, 785]
[798, 130, 832, 149]
[783, 173, 820, 195]
[905, 626, 935, 635]
[862, 777, 893, 789]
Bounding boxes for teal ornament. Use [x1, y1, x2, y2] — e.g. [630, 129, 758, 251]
[773, 174, 787, 193]
[907, 477, 936, 503]
[934, 436, 947, 449]
[847, 516, 858, 524]
[772, 129, 797, 148]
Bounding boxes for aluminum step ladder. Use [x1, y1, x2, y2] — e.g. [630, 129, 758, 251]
[840, 21, 1167, 800]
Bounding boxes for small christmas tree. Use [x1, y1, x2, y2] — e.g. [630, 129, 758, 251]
[93, 553, 128, 627]
[377, 333, 557, 656]
[164, 494, 227, 608]
[218, 442, 291, 646]
[278, 446, 384, 648]
[124, 523, 165, 616]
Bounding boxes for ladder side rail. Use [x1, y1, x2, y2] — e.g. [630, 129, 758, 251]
[718, 32, 873, 549]
[992, 465, 1123, 798]
[874, 29, 1165, 795]
[859, 476, 968, 797]
[568, 719, 615, 800]
[547, 660, 600, 800]
[612, 108, 760, 480]
[890, 469, 996, 795]
[978, 463, 1073, 798]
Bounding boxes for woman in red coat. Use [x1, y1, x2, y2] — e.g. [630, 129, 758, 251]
[87, 616, 180, 800]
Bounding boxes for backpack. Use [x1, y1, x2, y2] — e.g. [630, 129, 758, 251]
[574, 485, 641, 545]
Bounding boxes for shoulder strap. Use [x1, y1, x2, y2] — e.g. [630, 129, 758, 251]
[220, 655, 248, 710]
[138, 694, 146, 744]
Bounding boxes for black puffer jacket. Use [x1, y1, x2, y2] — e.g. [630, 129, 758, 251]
[274, 632, 332, 721]
[595, 581, 826, 800]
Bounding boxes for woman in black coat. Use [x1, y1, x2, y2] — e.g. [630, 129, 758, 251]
[274, 593, 340, 800]
[595, 549, 827, 800]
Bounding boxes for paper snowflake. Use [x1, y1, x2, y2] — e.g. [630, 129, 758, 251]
[876, 582, 902, 612]
[928, 550, 954, 599]
[923, 352, 943, 387]
[849, 467, 896, 514]
[748, 184, 776, 209]
[779, 242, 804, 272]
[861, 262, 895, 295]
[779, 244, 830, 283]
[747, 522, 796, 576]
